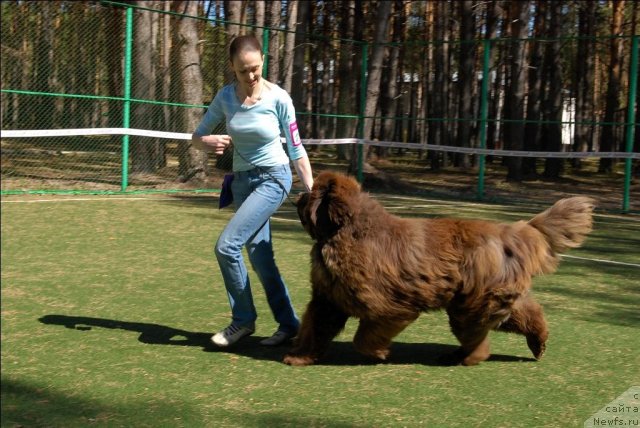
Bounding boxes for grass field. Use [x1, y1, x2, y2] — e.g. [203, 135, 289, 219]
[1, 191, 639, 427]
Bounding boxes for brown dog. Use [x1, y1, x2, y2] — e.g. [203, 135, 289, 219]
[284, 171, 595, 366]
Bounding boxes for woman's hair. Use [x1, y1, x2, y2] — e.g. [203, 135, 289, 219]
[229, 35, 262, 61]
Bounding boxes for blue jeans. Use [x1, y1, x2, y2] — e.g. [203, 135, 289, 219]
[214, 164, 299, 335]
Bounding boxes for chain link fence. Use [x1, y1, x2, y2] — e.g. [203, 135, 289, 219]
[1, 1, 638, 211]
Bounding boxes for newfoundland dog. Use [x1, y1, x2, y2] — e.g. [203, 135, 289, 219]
[284, 171, 595, 366]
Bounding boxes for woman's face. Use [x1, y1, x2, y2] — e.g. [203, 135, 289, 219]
[231, 49, 264, 91]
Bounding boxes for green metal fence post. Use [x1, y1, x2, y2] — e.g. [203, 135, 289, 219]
[623, 35, 638, 213]
[262, 29, 269, 78]
[357, 42, 368, 184]
[121, 5, 133, 192]
[477, 39, 491, 201]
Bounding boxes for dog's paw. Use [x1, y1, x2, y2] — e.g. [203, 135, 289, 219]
[526, 335, 546, 360]
[283, 354, 316, 366]
[462, 354, 486, 366]
[372, 348, 390, 361]
[441, 344, 490, 366]
[354, 345, 390, 362]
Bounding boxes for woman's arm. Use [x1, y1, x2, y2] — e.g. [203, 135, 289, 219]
[292, 155, 314, 192]
[192, 89, 229, 153]
[191, 134, 232, 155]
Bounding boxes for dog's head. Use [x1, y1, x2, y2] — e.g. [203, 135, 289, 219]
[297, 171, 361, 241]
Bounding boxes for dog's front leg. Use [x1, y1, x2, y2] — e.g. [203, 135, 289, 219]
[283, 293, 349, 366]
[353, 316, 418, 362]
[446, 307, 495, 366]
[494, 294, 548, 360]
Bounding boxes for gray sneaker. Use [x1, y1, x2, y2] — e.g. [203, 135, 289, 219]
[260, 330, 295, 346]
[211, 324, 254, 347]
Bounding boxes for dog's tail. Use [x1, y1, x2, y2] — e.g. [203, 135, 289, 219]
[528, 196, 595, 254]
[458, 197, 595, 291]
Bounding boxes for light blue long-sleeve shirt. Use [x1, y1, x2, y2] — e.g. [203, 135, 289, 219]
[193, 82, 307, 172]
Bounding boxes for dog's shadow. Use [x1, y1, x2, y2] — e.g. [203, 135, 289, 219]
[38, 315, 535, 366]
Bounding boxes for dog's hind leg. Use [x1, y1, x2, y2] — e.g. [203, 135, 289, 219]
[494, 294, 548, 360]
[352, 316, 418, 362]
[283, 294, 349, 366]
[445, 290, 518, 366]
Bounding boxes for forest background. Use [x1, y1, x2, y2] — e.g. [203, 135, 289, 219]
[1, 0, 638, 196]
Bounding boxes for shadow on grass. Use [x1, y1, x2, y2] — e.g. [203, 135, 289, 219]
[2, 377, 368, 428]
[541, 258, 640, 327]
[38, 314, 535, 366]
[2, 378, 125, 426]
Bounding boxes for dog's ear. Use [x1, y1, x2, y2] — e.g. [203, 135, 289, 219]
[297, 192, 310, 224]
[297, 192, 317, 239]
[308, 195, 323, 226]
[325, 176, 357, 226]
[307, 173, 360, 238]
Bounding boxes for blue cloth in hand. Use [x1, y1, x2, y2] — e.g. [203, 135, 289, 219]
[219, 173, 234, 209]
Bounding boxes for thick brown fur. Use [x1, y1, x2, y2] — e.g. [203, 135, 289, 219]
[284, 171, 595, 366]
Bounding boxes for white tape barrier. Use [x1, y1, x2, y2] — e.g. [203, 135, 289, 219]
[2, 128, 638, 159]
[1, 127, 191, 140]
[304, 138, 640, 159]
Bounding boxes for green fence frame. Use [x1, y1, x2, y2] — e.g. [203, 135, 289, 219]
[1, 2, 638, 213]
[121, 5, 133, 192]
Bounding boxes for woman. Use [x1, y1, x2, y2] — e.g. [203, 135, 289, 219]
[192, 35, 314, 347]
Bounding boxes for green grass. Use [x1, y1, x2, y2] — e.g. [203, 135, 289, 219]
[2, 193, 639, 427]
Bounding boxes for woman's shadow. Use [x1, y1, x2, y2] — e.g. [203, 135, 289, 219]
[38, 314, 534, 366]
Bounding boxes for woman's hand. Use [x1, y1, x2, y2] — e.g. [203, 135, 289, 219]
[192, 134, 232, 155]
[292, 155, 314, 193]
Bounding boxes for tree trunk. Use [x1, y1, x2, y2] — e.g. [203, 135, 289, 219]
[281, 0, 298, 93]
[455, 0, 475, 168]
[266, 1, 281, 83]
[419, 1, 435, 147]
[504, 0, 530, 181]
[33, 2, 54, 129]
[224, 1, 242, 37]
[572, 0, 596, 169]
[254, 0, 265, 41]
[445, 10, 457, 166]
[317, 1, 334, 142]
[130, 1, 158, 174]
[429, 0, 451, 170]
[349, 0, 392, 174]
[175, 1, 208, 182]
[309, 2, 320, 141]
[106, 7, 124, 128]
[335, 0, 358, 160]
[291, 0, 310, 135]
[379, 1, 403, 147]
[150, 0, 166, 169]
[522, 0, 546, 177]
[159, 0, 171, 143]
[541, 1, 564, 179]
[223, 1, 242, 82]
[634, 0, 640, 171]
[598, 0, 625, 173]
[484, 0, 503, 162]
